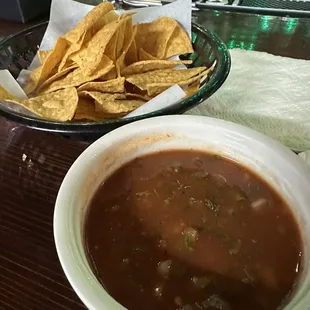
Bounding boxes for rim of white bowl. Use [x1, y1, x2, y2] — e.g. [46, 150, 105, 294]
[54, 115, 310, 310]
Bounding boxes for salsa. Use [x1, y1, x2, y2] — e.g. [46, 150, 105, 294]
[84, 150, 302, 310]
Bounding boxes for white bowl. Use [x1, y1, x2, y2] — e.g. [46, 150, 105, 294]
[54, 115, 310, 310]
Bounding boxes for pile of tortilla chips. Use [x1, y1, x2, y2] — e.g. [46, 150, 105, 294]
[0, 2, 209, 122]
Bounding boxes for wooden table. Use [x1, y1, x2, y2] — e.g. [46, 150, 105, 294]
[0, 9, 309, 309]
[0, 122, 87, 309]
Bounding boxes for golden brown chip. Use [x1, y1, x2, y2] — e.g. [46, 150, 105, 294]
[115, 23, 137, 76]
[1, 85, 78, 121]
[71, 16, 131, 75]
[77, 90, 143, 115]
[0, 85, 21, 102]
[38, 64, 78, 93]
[41, 56, 114, 93]
[91, 10, 119, 34]
[126, 67, 207, 90]
[23, 67, 41, 95]
[79, 91, 125, 103]
[58, 40, 84, 73]
[59, 3, 115, 72]
[118, 12, 135, 20]
[107, 15, 133, 62]
[24, 37, 68, 94]
[77, 77, 125, 93]
[115, 56, 123, 78]
[125, 35, 138, 65]
[120, 16, 135, 54]
[165, 24, 193, 58]
[186, 80, 200, 97]
[183, 68, 210, 85]
[74, 97, 104, 121]
[23, 87, 78, 121]
[125, 93, 149, 101]
[95, 98, 145, 115]
[146, 69, 209, 96]
[145, 83, 172, 97]
[115, 20, 127, 61]
[138, 48, 158, 61]
[124, 81, 147, 97]
[62, 59, 76, 69]
[121, 59, 192, 77]
[0, 86, 30, 115]
[103, 33, 118, 63]
[64, 2, 114, 44]
[39, 37, 68, 74]
[38, 50, 50, 64]
[71, 20, 116, 74]
[135, 17, 177, 59]
[100, 67, 117, 81]
[0, 92, 28, 115]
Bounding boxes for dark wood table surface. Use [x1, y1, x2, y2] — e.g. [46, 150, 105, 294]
[0, 8, 310, 310]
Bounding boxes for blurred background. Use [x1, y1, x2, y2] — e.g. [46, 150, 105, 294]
[2, 0, 310, 24]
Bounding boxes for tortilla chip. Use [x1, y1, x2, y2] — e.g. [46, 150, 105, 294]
[91, 10, 119, 34]
[115, 21, 126, 61]
[38, 50, 50, 64]
[77, 90, 142, 115]
[64, 2, 114, 44]
[0, 86, 33, 117]
[186, 80, 200, 97]
[22, 87, 78, 121]
[24, 37, 68, 94]
[145, 83, 173, 97]
[74, 97, 104, 121]
[23, 66, 41, 95]
[62, 59, 76, 69]
[103, 34, 117, 62]
[59, 3, 115, 71]
[41, 56, 114, 93]
[77, 77, 125, 93]
[1, 85, 78, 121]
[38, 64, 78, 93]
[79, 91, 125, 103]
[135, 17, 178, 59]
[125, 93, 149, 101]
[119, 15, 134, 54]
[125, 36, 138, 65]
[100, 67, 117, 81]
[115, 23, 137, 77]
[70, 21, 116, 74]
[165, 24, 193, 58]
[38, 37, 68, 74]
[0, 85, 22, 102]
[107, 15, 134, 62]
[126, 67, 207, 90]
[118, 12, 135, 20]
[58, 39, 84, 73]
[95, 98, 145, 115]
[146, 69, 209, 96]
[138, 48, 158, 61]
[121, 59, 192, 77]
[71, 17, 130, 75]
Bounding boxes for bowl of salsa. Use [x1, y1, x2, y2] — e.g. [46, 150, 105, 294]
[54, 115, 310, 310]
